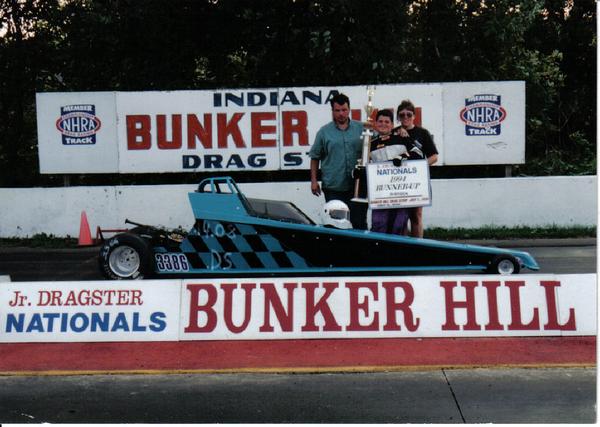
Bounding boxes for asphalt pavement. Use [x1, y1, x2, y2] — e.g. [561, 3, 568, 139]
[0, 367, 596, 423]
[0, 237, 596, 280]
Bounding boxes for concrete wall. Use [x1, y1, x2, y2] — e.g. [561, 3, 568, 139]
[0, 176, 596, 238]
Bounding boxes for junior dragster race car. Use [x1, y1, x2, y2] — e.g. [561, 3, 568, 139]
[98, 177, 539, 279]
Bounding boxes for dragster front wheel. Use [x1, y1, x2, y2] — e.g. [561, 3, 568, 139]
[487, 255, 521, 275]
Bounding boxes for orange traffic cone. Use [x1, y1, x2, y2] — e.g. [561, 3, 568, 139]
[78, 211, 93, 246]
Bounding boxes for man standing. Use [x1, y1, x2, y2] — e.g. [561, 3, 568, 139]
[309, 93, 366, 229]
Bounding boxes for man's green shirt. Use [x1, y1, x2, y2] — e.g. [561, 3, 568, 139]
[309, 120, 364, 191]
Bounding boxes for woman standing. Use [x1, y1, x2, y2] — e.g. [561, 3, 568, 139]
[396, 100, 438, 238]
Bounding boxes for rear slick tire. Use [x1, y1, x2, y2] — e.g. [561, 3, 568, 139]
[99, 233, 153, 280]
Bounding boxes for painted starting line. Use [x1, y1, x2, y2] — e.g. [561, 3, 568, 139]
[0, 336, 595, 375]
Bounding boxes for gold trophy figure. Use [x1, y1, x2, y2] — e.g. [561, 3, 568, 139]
[352, 85, 375, 202]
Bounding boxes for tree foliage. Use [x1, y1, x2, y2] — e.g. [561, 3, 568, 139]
[0, 0, 595, 186]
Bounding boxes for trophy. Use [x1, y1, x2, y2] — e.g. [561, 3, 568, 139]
[352, 85, 375, 202]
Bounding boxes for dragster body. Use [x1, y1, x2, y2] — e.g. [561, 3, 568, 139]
[99, 177, 539, 279]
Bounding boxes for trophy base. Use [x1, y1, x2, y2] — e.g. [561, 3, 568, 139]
[353, 166, 368, 201]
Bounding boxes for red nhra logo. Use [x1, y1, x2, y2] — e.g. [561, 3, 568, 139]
[56, 105, 102, 145]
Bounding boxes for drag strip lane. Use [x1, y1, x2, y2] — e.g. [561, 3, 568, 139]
[0, 240, 595, 281]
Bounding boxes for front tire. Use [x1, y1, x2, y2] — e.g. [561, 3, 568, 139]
[99, 233, 153, 280]
[487, 255, 520, 275]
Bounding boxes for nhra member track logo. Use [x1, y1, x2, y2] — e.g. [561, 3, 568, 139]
[460, 94, 506, 136]
[56, 104, 102, 145]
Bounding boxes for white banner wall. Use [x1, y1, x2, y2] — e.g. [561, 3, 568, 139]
[36, 82, 525, 173]
[0, 176, 595, 238]
[0, 274, 595, 343]
[0, 280, 181, 342]
[179, 274, 596, 340]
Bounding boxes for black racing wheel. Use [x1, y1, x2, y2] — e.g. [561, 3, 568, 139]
[487, 255, 520, 275]
[99, 233, 153, 280]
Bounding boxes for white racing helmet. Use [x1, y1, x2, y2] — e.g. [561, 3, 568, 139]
[322, 200, 352, 229]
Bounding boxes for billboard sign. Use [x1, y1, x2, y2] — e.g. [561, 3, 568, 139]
[36, 82, 525, 174]
[443, 81, 525, 165]
[0, 281, 181, 342]
[37, 92, 119, 173]
[0, 275, 594, 343]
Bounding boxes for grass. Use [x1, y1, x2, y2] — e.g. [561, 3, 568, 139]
[424, 225, 596, 240]
[0, 226, 595, 248]
[0, 233, 79, 248]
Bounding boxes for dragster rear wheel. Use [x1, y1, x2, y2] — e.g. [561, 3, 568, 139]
[99, 233, 153, 280]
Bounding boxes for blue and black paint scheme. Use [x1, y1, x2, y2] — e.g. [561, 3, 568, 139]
[99, 177, 539, 279]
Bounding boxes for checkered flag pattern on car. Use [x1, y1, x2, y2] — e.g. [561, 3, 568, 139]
[180, 220, 309, 271]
